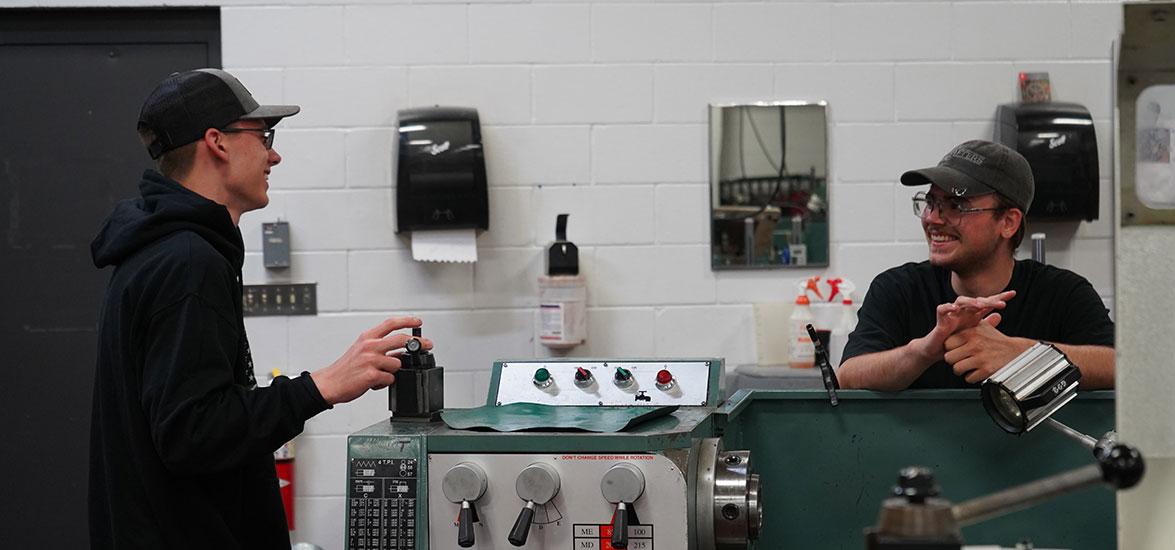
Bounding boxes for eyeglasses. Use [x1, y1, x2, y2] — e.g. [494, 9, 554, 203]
[912, 191, 1006, 224]
[220, 126, 275, 149]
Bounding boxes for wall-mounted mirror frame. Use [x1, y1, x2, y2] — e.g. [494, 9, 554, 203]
[709, 101, 829, 270]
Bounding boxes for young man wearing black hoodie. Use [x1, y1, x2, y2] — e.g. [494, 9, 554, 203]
[89, 69, 426, 548]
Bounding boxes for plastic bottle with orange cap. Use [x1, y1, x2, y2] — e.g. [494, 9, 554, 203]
[788, 278, 818, 369]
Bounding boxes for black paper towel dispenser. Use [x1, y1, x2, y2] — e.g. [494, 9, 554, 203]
[395, 107, 489, 233]
[994, 102, 1099, 221]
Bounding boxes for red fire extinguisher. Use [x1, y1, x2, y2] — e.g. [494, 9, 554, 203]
[275, 442, 295, 530]
[269, 369, 296, 530]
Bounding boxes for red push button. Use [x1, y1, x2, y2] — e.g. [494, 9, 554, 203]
[655, 369, 673, 385]
[655, 369, 675, 391]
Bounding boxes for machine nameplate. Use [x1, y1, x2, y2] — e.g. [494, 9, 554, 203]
[495, 361, 711, 406]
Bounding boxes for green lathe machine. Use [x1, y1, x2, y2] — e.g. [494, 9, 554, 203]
[346, 335, 1115, 550]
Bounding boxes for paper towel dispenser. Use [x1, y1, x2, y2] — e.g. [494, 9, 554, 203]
[395, 107, 489, 233]
[994, 102, 1099, 221]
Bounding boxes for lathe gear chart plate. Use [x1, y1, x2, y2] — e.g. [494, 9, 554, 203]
[348, 458, 418, 549]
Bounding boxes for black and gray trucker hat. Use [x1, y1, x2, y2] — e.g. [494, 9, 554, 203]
[900, 140, 1035, 211]
[138, 68, 300, 159]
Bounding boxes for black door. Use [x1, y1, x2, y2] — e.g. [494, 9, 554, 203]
[0, 9, 219, 547]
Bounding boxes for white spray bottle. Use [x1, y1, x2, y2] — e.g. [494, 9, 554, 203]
[788, 278, 817, 368]
[828, 279, 857, 369]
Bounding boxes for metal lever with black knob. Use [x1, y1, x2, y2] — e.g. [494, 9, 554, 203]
[508, 463, 560, 547]
[601, 463, 645, 549]
[611, 502, 632, 549]
[508, 501, 536, 546]
[457, 501, 477, 547]
[442, 462, 487, 548]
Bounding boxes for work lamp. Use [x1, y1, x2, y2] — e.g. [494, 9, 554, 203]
[981, 342, 1082, 434]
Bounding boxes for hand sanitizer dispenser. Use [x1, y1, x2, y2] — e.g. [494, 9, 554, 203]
[538, 214, 586, 350]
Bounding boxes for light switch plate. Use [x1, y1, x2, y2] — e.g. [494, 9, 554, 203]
[243, 283, 316, 316]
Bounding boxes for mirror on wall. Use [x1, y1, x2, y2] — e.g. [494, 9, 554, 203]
[709, 102, 829, 269]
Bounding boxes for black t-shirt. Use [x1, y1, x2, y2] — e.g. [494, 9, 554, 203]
[842, 260, 1114, 389]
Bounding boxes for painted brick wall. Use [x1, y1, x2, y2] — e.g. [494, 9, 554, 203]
[33, 0, 1125, 545]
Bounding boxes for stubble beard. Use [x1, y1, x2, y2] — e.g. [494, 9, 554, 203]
[928, 235, 1005, 278]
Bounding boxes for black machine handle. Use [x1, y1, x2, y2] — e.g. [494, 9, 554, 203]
[952, 441, 1145, 527]
[611, 502, 629, 548]
[508, 501, 536, 547]
[458, 501, 475, 548]
[807, 324, 840, 406]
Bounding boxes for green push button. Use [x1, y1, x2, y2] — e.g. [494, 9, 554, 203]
[533, 368, 552, 388]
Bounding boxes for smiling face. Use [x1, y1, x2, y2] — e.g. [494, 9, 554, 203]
[221, 119, 281, 215]
[920, 187, 1013, 275]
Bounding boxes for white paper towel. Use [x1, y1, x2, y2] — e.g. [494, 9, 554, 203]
[410, 229, 478, 263]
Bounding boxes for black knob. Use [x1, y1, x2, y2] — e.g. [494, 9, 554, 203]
[508, 501, 536, 546]
[611, 502, 629, 548]
[1097, 443, 1146, 490]
[413, 327, 422, 338]
[458, 501, 476, 548]
[575, 367, 592, 382]
[893, 466, 939, 503]
[400, 336, 436, 369]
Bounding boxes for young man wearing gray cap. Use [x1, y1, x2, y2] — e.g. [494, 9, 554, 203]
[838, 140, 1114, 391]
[90, 69, 430, 548]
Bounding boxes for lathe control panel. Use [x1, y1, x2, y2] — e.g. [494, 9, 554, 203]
[427, 453, 687, 550]
[346, 358, 760, 550]
[492, 360, 717, 407]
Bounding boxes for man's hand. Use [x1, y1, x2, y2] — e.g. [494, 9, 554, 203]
[839, 290, 1018, 391]
[310, 316, 434, 406]
[911, 290, 1016, 362]
[943, 314, 1035, 384]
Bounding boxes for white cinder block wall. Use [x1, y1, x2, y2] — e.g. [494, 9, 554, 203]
[240, 2, 1124, 545]
[39, 0, 1129, 545]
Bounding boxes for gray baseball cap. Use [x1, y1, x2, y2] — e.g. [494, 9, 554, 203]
[138, 68, 300, 159]
[900, 140, 1034, 211]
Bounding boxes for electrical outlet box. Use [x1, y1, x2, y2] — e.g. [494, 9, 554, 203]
[262, 222, 290, 269]
[243, 283, 316, 317]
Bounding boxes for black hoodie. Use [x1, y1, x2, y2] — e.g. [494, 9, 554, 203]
[89, 170, 329, 549]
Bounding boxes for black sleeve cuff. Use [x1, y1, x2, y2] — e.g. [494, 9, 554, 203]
[294, 371, 332, 418]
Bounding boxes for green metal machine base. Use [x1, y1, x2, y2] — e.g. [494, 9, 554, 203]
[718, 389, 1115, 550]
[346, 388, 1116, 550]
